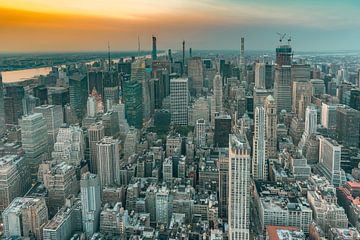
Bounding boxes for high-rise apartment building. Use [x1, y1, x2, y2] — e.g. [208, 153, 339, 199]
[228, 132, 251, 240]
[170, 78, 189, 125]
[252, 106, 267, 180]
[0, 155, 32, 213]
[19, 113, 48, 180]
[321, 103, 338, 130]
[2, 197, 48, 240]
[213, 73, 223, 113]
[96, 137, 120, 188]
[81, 172, 101, 237]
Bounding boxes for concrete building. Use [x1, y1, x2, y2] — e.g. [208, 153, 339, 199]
[228, 132, 251, 240]
[264, 95, 277, 158]
[88, 122, 105, 174]
[195, 118, 206, 147]
[163, 157, 173, 182]
[156, 187, 171, 226]
[274, 44, 292, 113]
[336, 105, 360, 148]
[213, 73, 223, 113]
[123, 127, 139, 161]
[170, 78, 189, 125]
[43, 162, 79, 216]
[19, 113, 48, 180]
[166, 133, 182, 157]
[52, 125, 85, 166]
[0, 155, 32, 213]
[255, 62, 266, 89]
[2, 197, 48, 240]
[34, 105, 64, 152]
[318, 137, 345, 187]
[321, 103, 338, 130]
[42, 196, 82, 240]
[214, 114, 232, 148]
[190, 96, 210, 126]
[188, 57, 204, 94]
[80, 172, 101, 237]
[0, 73, 5, 136]
[252, 106, 267, 180]
[97, 137, 120, 188]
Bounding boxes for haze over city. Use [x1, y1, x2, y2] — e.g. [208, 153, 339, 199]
[1, 0, 360, 52]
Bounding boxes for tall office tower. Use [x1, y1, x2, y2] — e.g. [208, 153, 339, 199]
[214, 114, 232, 148]
[87, 71, 104, 97]
[265, 63, 274, 89]
[252, 106, 267, 180]
[34, 105, 64, 152]
[88, 123, 105, 173]
[255, 62, 266, 89]
[123, 79, 143, 129]
[4, 85, 25, 124]
[264, 95, 277, 158]
[33, 85, 48, 105]
[19, 113, 48, 180]
[291, 64, 310, 117]
[336, 105, 360, 148]
[152, 35, 157, 61]
[170, 78, 189, 125]
[195, 118, 206, 147]
[0, 73, 4, 136]
[156, 187, 171, 226]
[87, 95, 97, 117]
[190, 97, 210, 125]
[218, 149, 229, 219]
[131, 59, 150, 122]
[274, 43, 292, 113]
[101, 111, 120, 137]
[299, 105, 317, 151]
[81, 172, 101, 237]
[0, 155, 32, 213]
[42, 162, 79, 216]
[321, 103, 337, 130]
[96, 137, 120, 188]
[213, 73, 223, 113]
[69, 73, 88, 121]
[228, 132, 250, 240]
[124, 127, 139, 160]
[188, 57, 204, 94]
[2, 197, 48, 240]
[318, 137, 345, 187]
[112, 103, 129, 135]
[52, 126, 85, 166]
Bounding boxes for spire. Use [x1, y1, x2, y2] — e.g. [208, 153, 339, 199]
[107, 41, 111, 72]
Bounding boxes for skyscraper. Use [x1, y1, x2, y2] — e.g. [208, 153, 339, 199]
[4, 85, 25, 124]
[255, 62, 266, 89]
[228, 132, 250, 240]
[214, 114, 232, 148]
[69, 73, 88, 121]
[152, 35, 157, 61]
[0, 73, 5, 136]
[252, 106, 266, 180]
[213, 73, 223, 113]
[274, 43, 292, 113]
[195, 118, 206, 147]
[170, 78, 189, 125]
[336, 105, 360, 148]
[81, 172, 101, 237]
[299, 105, 317, 151]
[264, 95, 277, 158]
[88, 123, 105, 173]
[131, 59, 150, 121]
[187, 57, 204, 94]
[96, 137, 120, 188]
[123, 79, 143, 129]
[19, 113, 48, 180]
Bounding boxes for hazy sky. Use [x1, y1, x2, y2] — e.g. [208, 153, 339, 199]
[1, 0, 360, 52]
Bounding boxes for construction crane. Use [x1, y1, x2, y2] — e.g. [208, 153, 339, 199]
[276, 32, 287, 43]
[287, 35, 292, 44]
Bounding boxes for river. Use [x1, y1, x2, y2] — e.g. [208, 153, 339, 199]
[1, 67, 52, 83]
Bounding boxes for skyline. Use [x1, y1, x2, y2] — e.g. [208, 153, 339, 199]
[1, 0, 360, 52]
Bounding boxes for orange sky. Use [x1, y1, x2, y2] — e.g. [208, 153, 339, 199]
[1, 0, 360, 52]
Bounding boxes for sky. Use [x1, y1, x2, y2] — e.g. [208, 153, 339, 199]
[0, 0, 360, 52]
